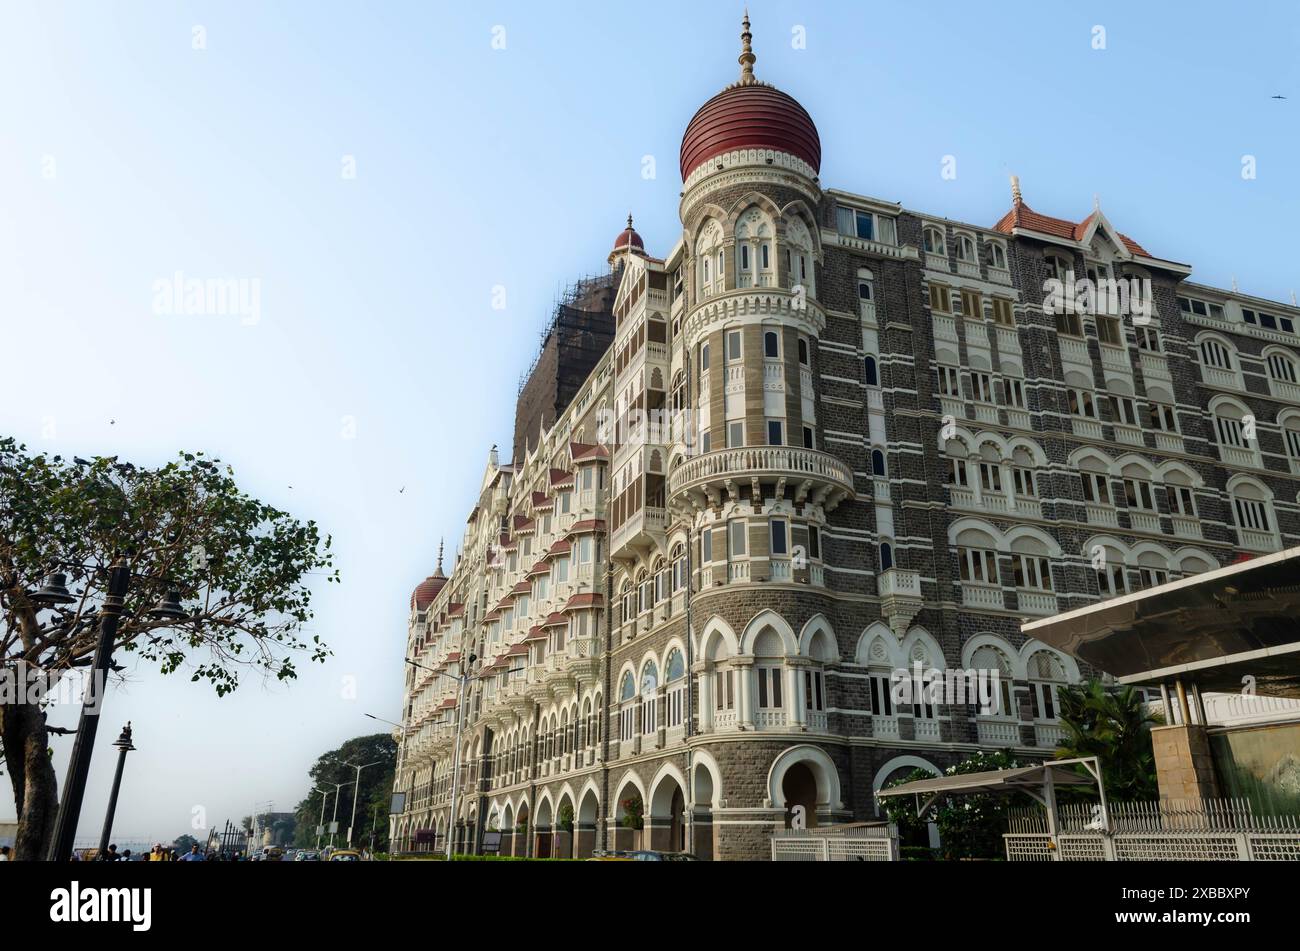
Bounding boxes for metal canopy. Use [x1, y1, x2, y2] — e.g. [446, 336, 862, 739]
[875, 758, 1109, 832]
[1021, 546, 1300, 696]
[876, 763, 1094, 800]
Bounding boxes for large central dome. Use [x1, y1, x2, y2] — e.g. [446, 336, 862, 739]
[679, 15, 821, 182]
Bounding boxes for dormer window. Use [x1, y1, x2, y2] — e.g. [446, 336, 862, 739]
[956, 234, 976, 262]
[988, 243, 1007, 269]
[923, 227, 946, 256]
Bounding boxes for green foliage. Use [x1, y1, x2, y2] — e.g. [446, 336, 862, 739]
[619, 796, 643, 830]
[880, 750, 1029, 860]
[0, 437, 338, 693]
[557, 803, 574, 831]
[172, 834, 200, 854]
[291, 733, 398, 850]
[1055, 679, 1159, 802]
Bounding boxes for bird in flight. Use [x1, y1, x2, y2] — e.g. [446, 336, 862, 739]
[1271, 94, 1287, 99]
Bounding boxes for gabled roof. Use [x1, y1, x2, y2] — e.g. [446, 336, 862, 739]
[991, 191, 1151, 257]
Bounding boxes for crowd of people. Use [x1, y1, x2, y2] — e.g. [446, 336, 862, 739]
[67, 842, 251, 861]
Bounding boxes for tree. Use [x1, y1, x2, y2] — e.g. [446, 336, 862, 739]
[171, 834, 200, 854]
[0, 439, 336, 859]
[291, 733, 398, 850]
[1055, 679, 1160, 801]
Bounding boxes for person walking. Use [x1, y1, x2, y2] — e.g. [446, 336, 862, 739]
[178, 844, 205, 862]
[0, 845, 11, 861]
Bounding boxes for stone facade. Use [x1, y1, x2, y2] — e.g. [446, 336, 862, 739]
[390, 24, 1300, 861]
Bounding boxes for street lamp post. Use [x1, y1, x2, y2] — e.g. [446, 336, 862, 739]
[405, 653, 480, 861]
[96, 722, 135, 858]
[330, 759, 383, 849]
[328, 781, 345, 849]
[313, 788, 330, 851]
[41, 564, 187, 862]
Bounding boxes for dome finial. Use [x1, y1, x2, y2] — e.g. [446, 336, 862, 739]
[627, 212, 634, 230]
[436, 538, 445, 575]
[1010, 174, 1023, 205]
[739, 10, 757, 84]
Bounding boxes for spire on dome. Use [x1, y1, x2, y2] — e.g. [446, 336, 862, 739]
[1010, 174, 1023, 205]
[627, 212, 634, 230]
[738, 10, 757, 84]
[436, 538, 445, 576]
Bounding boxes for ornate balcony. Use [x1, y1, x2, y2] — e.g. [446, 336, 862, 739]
[565, 636, 601, 689]
[668, 447, 854, 512]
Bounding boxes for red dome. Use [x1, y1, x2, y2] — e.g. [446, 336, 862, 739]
[680, 82, 820, 181]
[410, 573, 446, 611]
[613, 216, 644, 252]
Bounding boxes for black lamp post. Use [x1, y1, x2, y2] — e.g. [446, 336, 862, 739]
[44, 562, 188, 861]
[97, 722, 135, 858]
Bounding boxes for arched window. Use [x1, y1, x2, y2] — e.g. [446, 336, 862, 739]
[784, 216, 816, 295]
[864, 355, 879, 387]
[1266, 349, 1299, 387]
[752, 628, 785, 717]
[1010, 446, 1037, 497]
[871, 448, 886, 477]
[1136, 549, 1171, 590]
[1199, 336, 1234, 371]
[764, 330, 780, 358]
[696, 220, 724, 298]
[665, 649, 686, 728]
[955, 233, 976, 262]
[1010, 536, 1052, 592]
[970, 643, 1015, 716]
[1229, 479, 1275, 546]
[977, 443, 1002, 495]
[923, 226, 946, 256]
[640, 661, 659, 735]
[988, 242, 1007, 270]
[1078, 454, 1113, 510]
[1028, 651, 1067, 721]
[1091, 543, 1128, 598]
[879, 540, 894, 572]
[1281, 413, 1300, 473]
[619, 670, 637, 741]
[956, 526, 998, 585]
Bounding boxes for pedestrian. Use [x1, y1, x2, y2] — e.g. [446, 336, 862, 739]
[178, 844, 205, 862]
[148, 843, 165, 862]
[103, 844, 120, 862]
[122, 849, 132, 862]
[0, 845, 11, 861]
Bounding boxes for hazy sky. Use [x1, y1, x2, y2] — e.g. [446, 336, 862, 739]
[2, 0, 1297, 842]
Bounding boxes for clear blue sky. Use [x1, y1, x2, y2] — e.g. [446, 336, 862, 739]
[1, 0, 1296, 842]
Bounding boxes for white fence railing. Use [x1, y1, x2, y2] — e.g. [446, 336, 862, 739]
[771, 825, 899, 862]
[1005, 799, 1300, 861]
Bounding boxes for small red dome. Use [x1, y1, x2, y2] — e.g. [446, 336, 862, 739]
[613, 215, 644, 253]
[410, 573, 446, 611]
[680, 82, 821, 182]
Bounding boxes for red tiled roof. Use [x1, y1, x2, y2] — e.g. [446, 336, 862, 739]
[548, 538, 572, 555]
[549, 468, 575, 487]
[563, 593, 605, 611]
[526, 625, 549, 641]
[511, 581, 532, 595]
[437, 698, 456, 710]
[526, 559, 549, 577]
[513, 516, 535, 533]
[570, 442, 609, 461]
[567, 519, 606, 535]
[543, 612, 568, 628]
[508, 642, 530, 656]
[992, 201, 1151, 257]
[446, 603, 465, 617]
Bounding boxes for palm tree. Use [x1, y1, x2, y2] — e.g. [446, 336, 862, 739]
[1055, 679, 1160, 801]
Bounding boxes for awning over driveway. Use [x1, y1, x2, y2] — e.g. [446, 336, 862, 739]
[1021, 546, 1300, 696]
